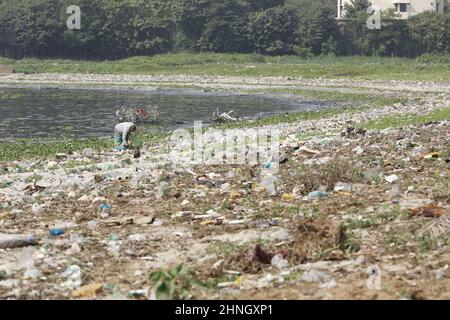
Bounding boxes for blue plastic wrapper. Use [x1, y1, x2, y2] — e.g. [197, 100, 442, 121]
[49, 229, 65, 236]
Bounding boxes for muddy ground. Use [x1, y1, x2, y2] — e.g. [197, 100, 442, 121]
[0, 76, 449, 300]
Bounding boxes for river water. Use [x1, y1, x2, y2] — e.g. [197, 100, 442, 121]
[0, 87, 329, 140]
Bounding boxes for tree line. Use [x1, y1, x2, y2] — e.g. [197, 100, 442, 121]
[0, 0, 449, 60]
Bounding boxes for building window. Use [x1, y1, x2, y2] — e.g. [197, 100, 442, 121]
[395, 3, 408, 13]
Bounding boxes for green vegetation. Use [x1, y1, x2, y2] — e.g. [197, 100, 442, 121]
[1, 0, 449, 60]
[0, 137, 113, 162]
[4, 53, 450, 81]
[363, 108, 450, 130]
[149, 265, 205, 300]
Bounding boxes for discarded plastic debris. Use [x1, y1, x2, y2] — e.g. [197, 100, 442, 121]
[308, 190, 329, 200]
[271, 254, 289, 270]
[298, 146, 320, 155]
[389, 185, 402, 203]
[0, 234, 36, 249]
[108, 234, 120, 241]
[334, 182, 352, 193]
[49, 229, 65, 236]
[421, 213, 450, 239]
[212, 109, 238, 123]
[317, 137, 336, 146]
[423, 152, 439, 160]
[263, 162, 273, 169]
[102, 163, 114, 171]
[72, 283, 103, 298]
[0, 279, 19, 289]
[47, 161, 58, 169]
[300, 269, 334, 284]
[352, 146, 364, 155]
[260, 174, 277, 196]
[281, 193, 296, 202]
[98, 204, 112, 210]
[128, 288, 149, 299]
[229, 190, 242, 199]
[15, 247, 36, 271]
[128, 234, 146, 242]
[410, 146, 425, 158]
[82, 148, 94, 158]
[134, 216, 155, 225]
[410, 205, 448, 218]
[385, 174, 399, 183]
[155, 181, 170, 199]
[1, 181, 13, 188]
[61, 265, 82, 289]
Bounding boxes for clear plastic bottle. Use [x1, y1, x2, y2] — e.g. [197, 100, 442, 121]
[260, 174, 277, 196]
[0, 234, 36, 249]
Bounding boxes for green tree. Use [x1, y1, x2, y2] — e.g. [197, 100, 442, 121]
[198, 0, 251, 52]
[407, 11, 450, 54]
[285, 0, 339, 55]
[129, 0, 179, 55]
[247, 6, 299, 55]
[3, 0, 64, 58]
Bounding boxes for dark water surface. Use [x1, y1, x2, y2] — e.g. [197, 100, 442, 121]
[0, 87, 328, 140]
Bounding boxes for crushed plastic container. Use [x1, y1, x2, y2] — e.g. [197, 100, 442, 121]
[98, 204, 112, 210]
[0, 234, 36, 249]
[49, 229, 65, 236]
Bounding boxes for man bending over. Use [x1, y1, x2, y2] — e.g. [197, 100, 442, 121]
[114, 122, 137, 150]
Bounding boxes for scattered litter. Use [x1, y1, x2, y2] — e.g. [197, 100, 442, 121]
[61, 265, 82, 289]
[385, 174, 399, 183]
[271, 254, 289, 270]
[300, 269, 335, 288]
[260, 174, 277, 196]
[423, 152, 439, 160]
[98, 204, 112, 210]
[352, 146, 364, 155]
[334, 182, 352, 193]
[308, 190, 329, 200]
[410, 205, 448, 218]
[281, 193, 296, 202]
[72, 283, 103, 298]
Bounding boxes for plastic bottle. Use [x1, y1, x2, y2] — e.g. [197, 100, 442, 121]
[260, 174, 277, 196]
[0, 234, 36, 249]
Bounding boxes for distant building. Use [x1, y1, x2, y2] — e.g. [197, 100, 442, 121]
[337, 0, 449, 19]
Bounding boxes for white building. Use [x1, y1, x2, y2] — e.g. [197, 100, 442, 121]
[337, 0, 449, 19]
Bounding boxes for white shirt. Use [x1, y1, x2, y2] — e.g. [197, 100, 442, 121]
[115, 122, 135, 143]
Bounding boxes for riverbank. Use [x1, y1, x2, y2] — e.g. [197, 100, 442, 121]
[1, 72, 448, 161]
[0, 74, 449, 300]
[1, 53, 450, 81]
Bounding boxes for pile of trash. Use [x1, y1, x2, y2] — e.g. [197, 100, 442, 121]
[0, 91, 448, 300]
